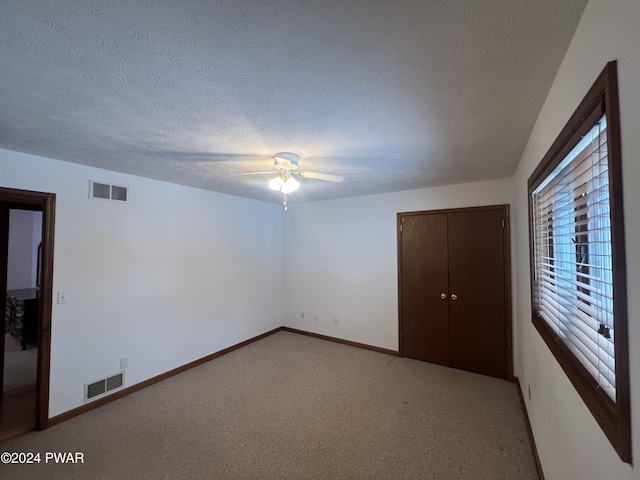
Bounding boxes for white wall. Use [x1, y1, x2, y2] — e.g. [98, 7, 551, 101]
[283, 179, 513, 351]
[1, 149, 284, 417]
[32, 211, 43, 285]
[512, 1, 640, 478]
[7, 209, 41, 290]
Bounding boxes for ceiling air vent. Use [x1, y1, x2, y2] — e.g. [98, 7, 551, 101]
[85, 372, 125, 402]
[89, 180, 129, 202]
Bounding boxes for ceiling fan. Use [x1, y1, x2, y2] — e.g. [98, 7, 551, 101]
[231, 152, 343, 209]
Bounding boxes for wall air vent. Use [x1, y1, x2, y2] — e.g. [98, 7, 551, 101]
[106, 373, 123, 391]
[86, 379, 106, 399]
[85, 372, 125, 402]
[89, 180, 129, 202]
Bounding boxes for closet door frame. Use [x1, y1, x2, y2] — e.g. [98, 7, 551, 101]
[397, 204, 513, 382]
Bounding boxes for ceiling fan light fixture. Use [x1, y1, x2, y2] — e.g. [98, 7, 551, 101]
[269, 175, 299, 193]
[269, 176, 284, 191]
[281, 176, 300, 193]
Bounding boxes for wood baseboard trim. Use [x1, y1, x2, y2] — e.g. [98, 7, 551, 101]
[281, 327, 399, 356]
[515, 377, 545, 480]
[46, 327, 284, 428]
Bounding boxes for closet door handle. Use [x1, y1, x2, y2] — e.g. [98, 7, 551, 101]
[451, 294, 458, 301]
[440, 293, 447, 300]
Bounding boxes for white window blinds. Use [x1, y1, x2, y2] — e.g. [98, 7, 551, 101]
[531, 115, 616, 400]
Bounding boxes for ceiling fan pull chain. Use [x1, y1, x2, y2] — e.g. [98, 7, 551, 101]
[283, 192, 288, 211]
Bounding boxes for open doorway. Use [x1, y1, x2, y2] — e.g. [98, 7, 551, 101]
[0, 187, 55, 442]
[2, 208, 41, 441]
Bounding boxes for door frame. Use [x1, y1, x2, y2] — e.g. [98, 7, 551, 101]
[0, 186, 56, 429]
[397, 204, 513, 381]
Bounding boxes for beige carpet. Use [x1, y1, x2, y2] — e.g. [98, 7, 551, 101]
[0, 331, 537, 479]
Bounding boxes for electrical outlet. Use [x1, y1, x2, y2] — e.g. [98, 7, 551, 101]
[57, 291, 68, 304]
[334, 317, 339, 325]
[528, 384, 531, 401]
[314, 314, 318, 321]
[120, 357, 128, 369]
[300, 312, 304, 319]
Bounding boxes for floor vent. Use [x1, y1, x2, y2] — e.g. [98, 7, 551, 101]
[89, 180, 129, 202]
[85, 372, 125, 402]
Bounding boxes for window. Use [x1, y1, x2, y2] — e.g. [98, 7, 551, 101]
[528, 61, 630, 463]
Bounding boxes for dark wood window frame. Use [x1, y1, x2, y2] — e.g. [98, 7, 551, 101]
[527, 61, 631, 463]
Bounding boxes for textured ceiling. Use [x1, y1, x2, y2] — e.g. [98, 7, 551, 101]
[0, 0, 587, 204]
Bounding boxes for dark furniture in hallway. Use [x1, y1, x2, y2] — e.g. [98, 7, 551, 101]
[5, 288, 39, 350]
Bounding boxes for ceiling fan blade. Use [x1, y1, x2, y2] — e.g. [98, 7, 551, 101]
[299, 171, 344, 183]
[228, 171, 276, 177]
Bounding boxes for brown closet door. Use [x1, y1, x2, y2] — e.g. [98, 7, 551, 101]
[448, 209, 506, 378]
[400, 214, 449, 365]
